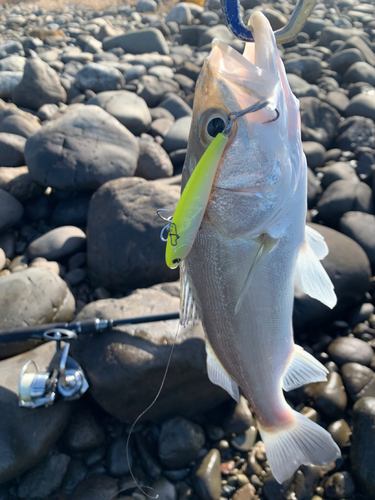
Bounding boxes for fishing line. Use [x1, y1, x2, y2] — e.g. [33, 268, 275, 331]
[122, 322, 181, 499]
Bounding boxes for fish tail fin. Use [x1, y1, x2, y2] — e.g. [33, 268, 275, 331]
[258, 411, 341, 484]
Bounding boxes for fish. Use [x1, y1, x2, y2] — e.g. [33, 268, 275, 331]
[161, 11, 341, 483]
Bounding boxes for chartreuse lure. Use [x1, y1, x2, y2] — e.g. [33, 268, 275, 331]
[165, 133, 228, 269]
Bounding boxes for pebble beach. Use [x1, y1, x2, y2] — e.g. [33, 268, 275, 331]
[0, 0, 375, 498]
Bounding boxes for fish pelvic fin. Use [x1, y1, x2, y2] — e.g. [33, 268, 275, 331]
[295, 226, 337, 309]
[180, 261, 200, 327]
[282, 345, 328, 392]
[258, 411, 341, 484]
[205, 339, 239, 402]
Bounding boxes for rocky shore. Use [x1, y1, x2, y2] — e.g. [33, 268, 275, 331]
[0, 0, 375, 498]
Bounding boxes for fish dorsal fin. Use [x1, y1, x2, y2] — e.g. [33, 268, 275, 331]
[205, 338, 239, 401]
[235, 235, 279, 315]
[180, 261, 200, 327]
[282, 345, 328, 392]
[295, 227, 337, 309]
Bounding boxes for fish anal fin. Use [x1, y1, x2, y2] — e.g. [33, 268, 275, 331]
[282, 345, 328, 392]
[258, 410, 341, 484]
[180, 261, 200, 327]
[206, 339, 239, 402]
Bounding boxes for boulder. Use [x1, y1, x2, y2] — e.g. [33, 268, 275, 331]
[0, 187, 24, 233]
[102, 28, 169, 55]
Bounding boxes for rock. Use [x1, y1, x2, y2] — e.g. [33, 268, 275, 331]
[27, 226, 86, 261]
[287, 74, 319, 99]
[70, 474, 118, 500]
[25, 106, 139, 191]
[300, 97, 340, 148]
[293, 224, 371, 329]
[223, 396, 253, 433]
[284, 57, 322, 84]
[344, 62, 375, 86]
[350, 397, 375, 499]
[65, 267, 87, 285]
[324, 472, 355, 499]
[335, 116, 375, 151]
[0, 40, 24, 59]
[304, 372, 347, 420]
[0, 55, 25, 72]
[150, 117, 174, 138]
[70, 283, 229, 423]
[0, 132, 26, 167]
[231, 426, 258, 452]
[0, 71, 23, 99]
[318, 27, 366, 47]
[324, 91, 350, 115]
[151, 478, 177, 500]
[329, 49, 364, 74]
[199, 24, 234, 47]
[0, 166, 44, 201]
[37, 103, 59, 121]
[0, 267, 75, 358]
[105, 434, 132, 477]
[88, 90, 151, 136]
[75, 63, 125, 93]
[327, 419, 351, 448]
[0, 343, 73, 482]
[52, 194, 91, 227]
[137, 74, 169, 107]
[302, 142, 326, 170]
[0, 247, 5, 271]
[135, 138, 173, 180]
[307, 168, 322, 207]
[12, 57, 66, 110]
[316, 180, 373, 223]
[339, 212, 375, 270]
[62, 406, 105, 453]
[193, 449, 221, 500]
[328, 337, 373, 366]
[0, 187, 24, 233]
[61, 458, 87, 492]
[30, 259, 61, 276]
[166, 4, 192, 25]
[341, 363, 375, 400]
[346, 93, 375, 122]
[87, 177, 179, 291]
[103, 28, 169, 55]
[0, 112, 41, 138]
[163, 116, 191, 153]
[136, 0, 157, 12]
[158, 416, 205, 468]
[341, 36, 375, 67]
[17, 453, 71, 499]
[317, 162, 358, 189]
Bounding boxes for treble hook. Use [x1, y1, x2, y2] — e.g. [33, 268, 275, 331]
[156, 209, 180, 246]
[220, 0, 317, 44]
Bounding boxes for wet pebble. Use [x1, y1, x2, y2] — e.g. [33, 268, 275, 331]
[328, 337, 374, 366]
[193, 449, 221, 500]
[70, 474, 118, 500]
[327, 419, 351, 448]
[324, 471, 356, 499]
[341, 362, 375, 400]
[231, 426, 258, 452]
[304, 372, 347, 420]
[339, 211, 375, 270]
[223, 396, 253, 434]
[105, 435, 132, 478]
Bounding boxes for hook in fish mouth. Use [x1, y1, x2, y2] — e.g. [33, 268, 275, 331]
[223, 100, 279, 136]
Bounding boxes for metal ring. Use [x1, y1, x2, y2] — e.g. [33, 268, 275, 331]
[43, 329, 78, 341]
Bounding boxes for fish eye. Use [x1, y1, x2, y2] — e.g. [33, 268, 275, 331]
[206, 117, 226, 138]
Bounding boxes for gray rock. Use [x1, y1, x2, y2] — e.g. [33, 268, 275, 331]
[0, 187, 23, 233]
[61, 458, 87, 492]
[329, 48, 364, 74]
[344, 61, 375, 86]
[323, 91, 350, 115]
[339, 212, 375, 270]
[300, 97, 340, 148]
[0, 166, 44, 201]
[0, 267, 75, 359]
[84, 36, 103, 54]
[350, 397, 375, 499]
[304, 372, 347, 420]
[317, 180, 373, 223]
[341, 363, 375, 401]
[302, 141, 326, 170]
[287, 74, 319, 99]
[0, 55, 26, 72]
[193, 449, 221, 500]
[12, 57, 67, 111]
[341, 36, 375, 67]
[135, 138, 173, 180]
[70, 283, 229, 423]
[103, 28, 169, 55]
[317, 162, 359, 189]
[87, 177, 180, 291]
[52, 194, 91, 227]
[151, 478, 177, 500]
[0, 71, 23, 98]
[0, 132, 26, 167]
[17, 453, 71, 499]
[136, 0, 157, 12]
[0, 342, 73, 482]
[150, 117, 174, 138]
[0, 40, 24, 59]
[166, 3, 192, 25]
[293, 224, 371, 329]
[159, 94, 193, 120]
[75, 63, 125, 93]
[345, 93, 375, 122]
[159, 416, 205, 468]
[231, 426, 258, 452]
[0, 247, 5, 271]
[70, 474, 118, 500]
[88, 90, 151, 136]
[0, 110, 41, 139]
[163, 116, 191, 153]
[284, 57, 322, 84]
[105, 434, 132, 477]
[64, 267, 87, 285]
[25, 106, 139, 191]
[199, 24, 234, 47]
[148, 64, 174, 80]
[328, 337, 373, 366]
[335, 115, 375, 150]
[63, 406, 105, 453]
[318, 27, 366, 47]
[27, 226, 86, 261]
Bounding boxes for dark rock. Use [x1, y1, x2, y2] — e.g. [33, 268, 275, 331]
[223, 396, 253, 434]
[324, 471, 356, 499]
[0, 166, 44, 202]
[293, 224, 371, 329]
[87, 177, 179, 291]
[135, 138, 173, 180]
[68, 252, 87, 271]
[330, 49, 364, 74]
[102, 28, 169, 55]
[75, 63, 125, 93]
[317, 162, 358, 189]
[63, 406, 105, 453]
[12, 57, 66, 110]
[346, 93, 375, 121]
[159, 94, 193, 120]
[151, 478, 177, 500]
[105, 435, 132, 477]
[158, 416, 205, 468]
[193, 449, 221, 500]
[341, 36, 375, 67]
[339, 212, 375, 270]
[52, 194, 91, 227]
[307, 168, 322, 207]
[163, 116, 191, 153]
[231, 426, 258, 452]
[0, 343, 73, 482]
[284, 57, 322, 84]
[25, 105, 139, 191]
[0, 132, 26, 167]
[304, 372, 347, 420]
[328, 337, 373, 366]
[303, 141, 326, 170]
[70, 283, 229, 423]
[70, 474, 118, 500]
[64, 267, 87, 285]
[61, 458, 87, 492]
[318, 27, 366, 47]
[335, 115, 375, 150]
[344, 61, 375, 86]
[350, 397, 375, 499]
[323, 91, 350, 115]
[300, 97, 340, 148]
[0, 188, 23, 233]
[0, 268, 75, 359]
[27, 226, 86, 261]
[341, 362, 375, 400]
[327, 419, 351, 448]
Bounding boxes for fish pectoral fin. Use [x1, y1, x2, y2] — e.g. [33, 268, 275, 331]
[282, 345, 328, 391]
[235, 235, 279, 315]
[296, 232, 337, 309]
[180, 261, 200, 327]
[205, 339, 239, 402]
[258, 410, 341, 484]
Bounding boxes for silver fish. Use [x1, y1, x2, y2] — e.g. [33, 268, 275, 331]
[178, 11, 340, 483]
